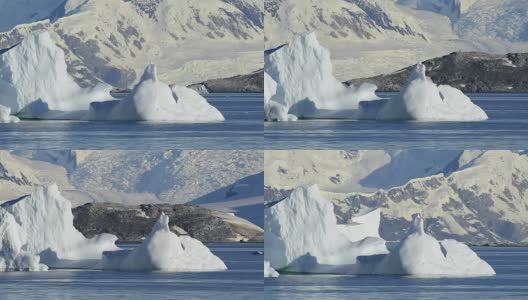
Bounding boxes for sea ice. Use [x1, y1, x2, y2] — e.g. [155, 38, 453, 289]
[103, 213, 227, 272]
[377, 63, 488, 121]
[265, 184, 388, 273]
[0, 30, 113, 118]
[374, 214, 496, 277]
[265, 32, 378, 120]
[0, 104, 19, 123]
[87, 64, 224, 122]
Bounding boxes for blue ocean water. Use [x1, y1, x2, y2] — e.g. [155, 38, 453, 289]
[265, 247, 528, 300]
[0, 243, 263, 300]
[265, 94, 528, 149]
[0, 93, 263, 150]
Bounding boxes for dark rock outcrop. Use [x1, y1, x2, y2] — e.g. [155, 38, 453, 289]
[346, 52, 528, 93]
[188, 69, 264, 93]
[73, 203, 263, 243]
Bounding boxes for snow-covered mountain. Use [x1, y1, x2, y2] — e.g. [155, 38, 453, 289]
[265, 0, 528, 80]
[0, 0, 263, 87]
[265, 150, 528, 245]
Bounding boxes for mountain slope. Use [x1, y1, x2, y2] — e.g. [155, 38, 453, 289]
[0, 0, 263, 87]
[265, 150, 528, 245]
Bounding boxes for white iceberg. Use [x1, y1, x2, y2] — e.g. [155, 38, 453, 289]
[264, 184, 388, 274]
[265, 32, 378, 120]
[0, 30, 113, 119]
[377, 63, 488, 121]
[264, 72, 297, 122]
[87, 64, 224, 122]
[0, 104, 19, 123]
[103, 213, 227, 272]
[264, 260, 279, 278]
[0, 184, 119, 271]
[374, 214, 496, 277]
[0, 185, 227, 273]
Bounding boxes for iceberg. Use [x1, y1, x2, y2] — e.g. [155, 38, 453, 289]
[103, 213, 227, 272]
[264, 72, 297, 121]
[266, 185, 496, 277]
[87, 64, 224, 122]
[264, 185, 389, 274]
[265, 32, 378, 120]
[0, 104, 19, 123]
[264, 260, 279, 278]
[377, 63, 488, 121]
[0, 30, 113, 119]
[0, 184, 119, 270]
[374, 214, 496, 277]
[0, 185, 227, 272]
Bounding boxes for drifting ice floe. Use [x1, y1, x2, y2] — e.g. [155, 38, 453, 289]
[265, 185, 389, 273]
[264, 260, 279, 278]
[0, 30, 113, 119]
[0, 185, 227, 272]
[265, 32, 378, 120]
[377, 63, 488, 121]
[265, 185, 495, 277]
[103, 212, 227, 272]
[88, 64, 224, 122]
[0, 104, 19, 123]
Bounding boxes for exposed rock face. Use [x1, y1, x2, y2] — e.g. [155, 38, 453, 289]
[347, 52, 528, 93]
[73, 203, 263, 243]
[188, 69, 264, 93]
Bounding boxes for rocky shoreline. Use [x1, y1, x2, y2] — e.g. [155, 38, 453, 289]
[346, 52, 528, 93]
[73, 203, 263, 243]
[188, 69, 264, 93]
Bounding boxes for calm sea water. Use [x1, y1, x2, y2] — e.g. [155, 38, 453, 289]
[0, 93, 263, 150]
[265, 94, 528, 149]
[0, 243, 263, 300]
[265, 247, 528, 300]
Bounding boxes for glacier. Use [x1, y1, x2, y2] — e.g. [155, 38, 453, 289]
[0, 184, 227, 272]
[265, 184, 495, 277]
[87, 64, 225, 122]
[0, 104, 19, 123]
[265, 32, 379, 120]
[377, 63, 488, 121]
[0, 30, 113, 119]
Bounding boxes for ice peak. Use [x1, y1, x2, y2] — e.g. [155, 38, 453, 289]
[140, 64, 158, 82]
[410, 63, 427, 81]
[152, 212, 170, 233]
[413, 214, 425, 235]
